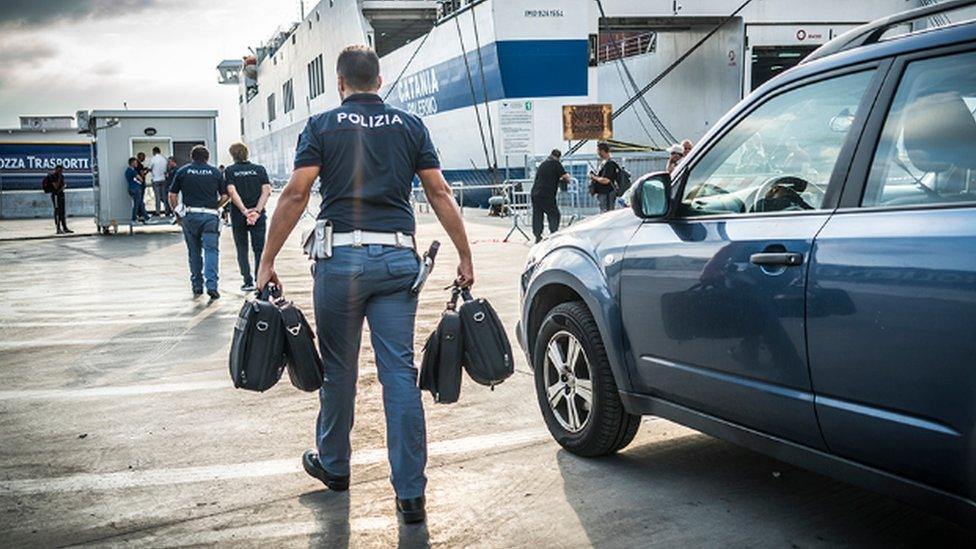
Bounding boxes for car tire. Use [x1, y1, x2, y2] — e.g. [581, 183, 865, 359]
[533, 301, 640, 457]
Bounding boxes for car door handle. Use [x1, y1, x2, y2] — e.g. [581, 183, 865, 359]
[749, 252, 804, 267]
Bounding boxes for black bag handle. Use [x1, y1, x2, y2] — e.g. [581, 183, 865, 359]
[446, 286, 462, 311]
[258, 283, 282, 301]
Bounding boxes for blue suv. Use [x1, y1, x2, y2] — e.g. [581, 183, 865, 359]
[518, 2, 976, 525]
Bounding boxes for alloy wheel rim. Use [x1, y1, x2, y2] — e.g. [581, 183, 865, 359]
[543, 330, 593, 433]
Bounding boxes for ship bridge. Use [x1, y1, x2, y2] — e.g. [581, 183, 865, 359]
[361, 0, 439, 57]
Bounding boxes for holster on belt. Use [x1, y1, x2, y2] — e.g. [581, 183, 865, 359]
[302, 219, 333, 259]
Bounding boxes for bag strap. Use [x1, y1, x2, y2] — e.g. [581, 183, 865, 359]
[446, 286, 462, 311]
[279, 304, 302, 337]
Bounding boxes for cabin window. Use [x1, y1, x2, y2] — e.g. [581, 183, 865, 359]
[308, 55, 325, 100]
[283, 79, 295, 114]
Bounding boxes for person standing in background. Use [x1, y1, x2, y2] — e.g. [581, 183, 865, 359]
[126, 157, 149, 224]
[148, 147, 169, 216]
[224, 143, 272, 292]
[682, 139, 694, 156]
[666, 144, 685, 175]
[589, 142, 619, 213]
[43, 164, 72, 234]
[531, 149, 571, 243]
[136, 151, 150, 219]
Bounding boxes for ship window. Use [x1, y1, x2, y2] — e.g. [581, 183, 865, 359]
[283, 79, 295, 114]
[308, 55, 325, 100]
[240, 118, 245, 136]
[267, 93, 277, 123]
[316, 11, 320, 21]
[292, 34, 296, 45]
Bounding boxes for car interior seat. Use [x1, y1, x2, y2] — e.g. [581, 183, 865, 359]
[898, 88, 976, 201]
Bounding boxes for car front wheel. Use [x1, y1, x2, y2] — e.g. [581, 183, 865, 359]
[533, 301, 640, 457]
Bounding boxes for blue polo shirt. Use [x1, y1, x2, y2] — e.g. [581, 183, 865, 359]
[169, 162, 227, 209]
[125, 166, 142, 193]
[294, 92, 440, 234]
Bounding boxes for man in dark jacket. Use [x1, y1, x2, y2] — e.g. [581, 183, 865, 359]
[43, 165, 72, 234]
[531, 149, 571, 242]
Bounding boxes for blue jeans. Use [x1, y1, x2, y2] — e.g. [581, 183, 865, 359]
[129, 185, 148, 221]
[230, 211, 266, 286]
[180, 212, 220, 291]
[313, 245, 425, 499]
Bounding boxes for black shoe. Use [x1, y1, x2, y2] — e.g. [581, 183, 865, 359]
[63, 228, 74, 234]
[56, 229, 65, 234]
[241, 283, 256, 292]
[207, 289, 220, 300]
[302, 450, 349, 491]
[396, 496, 426, 524]
[192, 288, 204, 296]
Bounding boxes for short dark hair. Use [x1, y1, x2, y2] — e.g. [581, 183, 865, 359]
[597, 142, 611, 154]
[152, 146, 161, 154]
[127, 157, 137, 165]
[190, 145, 210, 163]
[550, 149, 562, 159]
[336, 45, 380, 90]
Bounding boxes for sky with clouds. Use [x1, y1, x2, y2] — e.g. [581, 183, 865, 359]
[0, 0, 301, 163]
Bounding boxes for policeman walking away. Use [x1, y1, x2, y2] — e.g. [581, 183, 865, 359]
[224, 142, 271, 292]
[531, 149, 571, 243]
[256, 45, 474, 524]
[168, 145, 228, 299]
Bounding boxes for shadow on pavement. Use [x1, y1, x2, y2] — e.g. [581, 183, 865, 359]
[397, 518, 431, 549]
[557, 433, 976, 547]
[299, 490, 350, 548]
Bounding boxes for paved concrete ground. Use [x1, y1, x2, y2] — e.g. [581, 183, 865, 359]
[1, 207, 974, 548]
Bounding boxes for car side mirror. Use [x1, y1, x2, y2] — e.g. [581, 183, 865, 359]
[631, 172, 671, 219]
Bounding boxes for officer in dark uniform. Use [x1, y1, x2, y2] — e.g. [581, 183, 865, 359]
[168, 145, 228, 299]
[224, 142, 271, 292]
[531, 149, 571, 242]
[257, 45, 474, 524]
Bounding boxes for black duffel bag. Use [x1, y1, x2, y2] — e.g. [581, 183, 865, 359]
[229, 284, 286, 391]
[278, 300, 324, 392]
[419, 289, 464, 403]
[458, 288, 514, 388]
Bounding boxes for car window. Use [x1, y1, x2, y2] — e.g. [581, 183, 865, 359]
[680, 70, 874, 217]
[862, 51, 976, 208]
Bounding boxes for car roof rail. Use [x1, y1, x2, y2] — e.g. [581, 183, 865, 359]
[802, 0, 976, 65]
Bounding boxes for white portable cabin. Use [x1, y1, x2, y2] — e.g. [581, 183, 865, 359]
[89, 110, 218, 233]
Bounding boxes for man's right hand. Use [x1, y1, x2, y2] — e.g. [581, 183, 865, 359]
[256, 263, 281, 292]
[456, 257, 474, 288]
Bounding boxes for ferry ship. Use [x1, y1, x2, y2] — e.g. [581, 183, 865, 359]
[217, 0, 931, 203]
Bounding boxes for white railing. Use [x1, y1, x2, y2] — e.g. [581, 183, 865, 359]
[599, 32, 657, 64]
